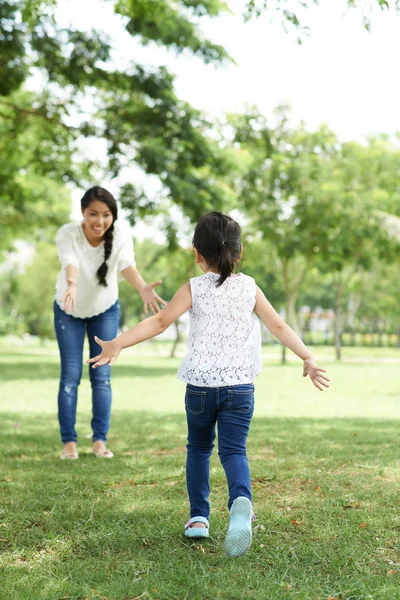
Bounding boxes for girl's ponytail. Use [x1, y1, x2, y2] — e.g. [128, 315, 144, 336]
[216, 240, 235, 287]
[193, 212, 241, 287]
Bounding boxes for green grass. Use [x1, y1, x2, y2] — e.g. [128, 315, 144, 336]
[1, 342, 400, 600]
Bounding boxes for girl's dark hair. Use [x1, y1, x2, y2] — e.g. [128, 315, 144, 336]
[81, 186, 118, 287]
[192, 212, 242, 287]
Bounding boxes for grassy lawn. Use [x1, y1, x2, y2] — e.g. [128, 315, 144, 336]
[1, 341, 400, 599]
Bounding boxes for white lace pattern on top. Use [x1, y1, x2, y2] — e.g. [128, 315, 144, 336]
[177, 272, 262, 387]
[54, 221, 136, 318]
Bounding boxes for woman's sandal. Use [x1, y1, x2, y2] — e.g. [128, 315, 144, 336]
[184, 516, 209, 538]
[60, 450, 79, 460]
[92, 442, 114, 459]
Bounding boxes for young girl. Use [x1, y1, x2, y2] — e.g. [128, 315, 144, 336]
[54, 186, 165, 460]
[87, 212, 329, 557]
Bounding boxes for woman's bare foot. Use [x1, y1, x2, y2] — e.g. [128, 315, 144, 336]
[92, 440, 114, 458]
[60, 441, 79, 460]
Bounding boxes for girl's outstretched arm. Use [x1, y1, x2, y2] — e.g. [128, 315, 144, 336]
[87, 283, 192, 368]
[254, 286, 330, 391]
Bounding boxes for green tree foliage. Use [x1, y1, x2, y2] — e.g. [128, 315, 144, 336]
[229, 106, 339, 360]
[116, 0, 228, 61]
[0, 0, 232, 249]
[118, 240, 168, 329]
[228, 106, 400, 360]
[0, 266, 23, 336]
[0, 89, 74, 250]
[355, 262, 400, 337]
[241, 236, 284, 310]
[244, 0, 400, 38]
[12, 242, 60, 340]
[311, 138, 400, 358]
[119, 238, 197, 356]
[0, 2, 81, 251]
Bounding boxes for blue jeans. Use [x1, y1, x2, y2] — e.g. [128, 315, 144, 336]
[54, 301, 120, 444]
[185, 383, 255, 519]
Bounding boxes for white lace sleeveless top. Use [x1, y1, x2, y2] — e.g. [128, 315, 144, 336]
[177, 272, 262, 387]
[54, 221, 136, 318]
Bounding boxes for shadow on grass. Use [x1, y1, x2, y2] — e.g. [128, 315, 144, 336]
[3, 410, 399, 513]
[2, 411, 400, 596]
[3, 410, 400, 460]
[0, 361, 178, 381]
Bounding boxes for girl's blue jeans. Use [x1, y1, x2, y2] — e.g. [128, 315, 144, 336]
[185, 383, 255, 519]
[54, 300, 120, 444]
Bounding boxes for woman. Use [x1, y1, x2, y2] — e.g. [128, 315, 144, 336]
[54, 186, 165, 460]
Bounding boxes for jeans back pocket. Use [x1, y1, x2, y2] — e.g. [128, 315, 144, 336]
[185, 388, 207, 415]
[227, 389, 253, 412]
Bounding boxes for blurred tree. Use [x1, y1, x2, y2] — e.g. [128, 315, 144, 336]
[229, 106, 339, 361]
[13, 242, 59, 341]
[0, 269, 24, 336]
[241, 235, 284, 310]
[244, 0, 400, 39]
[118, 241, 164, 330]
[119, 238, 197, 356]
[355, 262, 400, 342]
[0, 0, 233, 250]
[0, 90, 74, 250]
[312, 139, 400, 359]
[228, 106, 400, 361]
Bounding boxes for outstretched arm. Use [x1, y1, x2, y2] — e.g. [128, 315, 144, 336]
[254, 286, 330, 391]
[87, 283, 192, 368]
[56, 227, 80, 314]
[121, 265, 167, 315]
[60, 264, 79, 314]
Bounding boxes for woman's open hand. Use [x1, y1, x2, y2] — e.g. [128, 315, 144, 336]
[303, 357, 330, 391]
[140, 280, 167, 315]
[61, 283, 77, 314]
[87, 336, 122, 368]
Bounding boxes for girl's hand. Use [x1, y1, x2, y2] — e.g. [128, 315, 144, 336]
[61, 283, 77, 314]
[87, 336, 122, 368]
[140, 280, 167, 315]
[303, 357, 330, 391]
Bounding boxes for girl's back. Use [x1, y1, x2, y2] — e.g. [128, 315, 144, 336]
[88, 210, 330, 559]
[177, 272, 261, 387]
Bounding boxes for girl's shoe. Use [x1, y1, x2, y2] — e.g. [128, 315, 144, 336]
[224, 496, 253, 558]
[184, 516, 209, 538]
[92, 441, 114, 459]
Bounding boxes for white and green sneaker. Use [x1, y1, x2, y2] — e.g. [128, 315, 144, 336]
[223, 497, 253, 558]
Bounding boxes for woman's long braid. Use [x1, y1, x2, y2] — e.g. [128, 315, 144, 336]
[80, 186, 118, 287]
[96, 224, 114, 287]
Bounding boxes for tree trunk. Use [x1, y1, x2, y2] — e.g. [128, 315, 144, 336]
[281, 292, 298, 365]
[334, 315, 341, 360]
[334, 281, 343, 361]
[170, 319, 182, 358]
[281, 343, 287, 364]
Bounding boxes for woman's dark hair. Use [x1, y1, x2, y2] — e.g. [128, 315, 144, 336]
[81, 186, 118, 287]
[192, 211, 242, 287]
